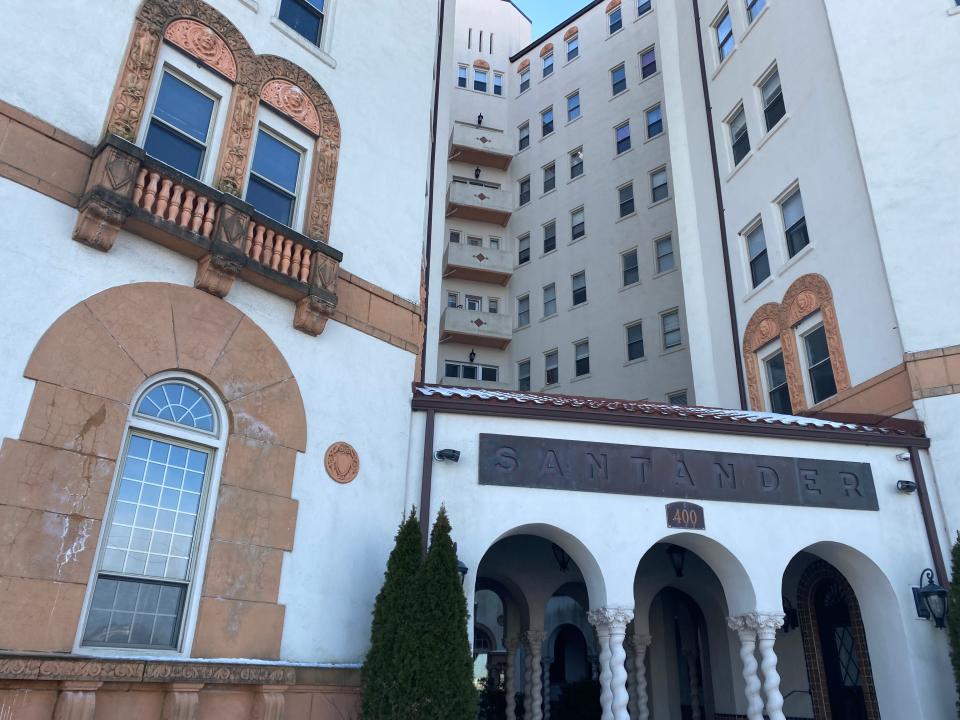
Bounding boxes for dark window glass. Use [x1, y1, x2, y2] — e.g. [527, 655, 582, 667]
[646, 105, 663, 137]
[445, 362, 460, 378]
[570, 149, 584, 178]
[279, 0, 325, 46]
[518, 234, 530, 264]
[543, 284, 557, 316]
[641, 48, 657, 78]
[746, 224, 770, 287]
[616, 123, 631, 154]
[519, 178, 531, 206]
[782, 190, 809, 257]
[805, 326, 837, 403]
[82, 577, 185, 650]
[545, 352, 559, 385]
[567, 92, 581, 121]
[627, 323, 644, 360]
[567, 36, 579, 61]
[609, 7, 623, 33]
[668, 391, 688, 406]
[662, 311, 681, 348]
[716, 11, 735, 60]
[462, 365, 478, 380]
[731, 109, 750, 165]
[575, 342, 590, 376]
[518, 360, 531, 391]
[572, 272, 587, 305]
[656, 236, 674, 272]
[519, 124, 530, 151]
[481, 366, 499, 382]
[518, 296, 530, 326]
[619, 185, 635, 217]
[520, 70, 530, 93]
[638, 0, 653, 15]
[457, 67, 467, 88]
[544, 164, 556, 193]
[542, 108, 554, 136]
[144, 73, 214, 178]
[544, 221, 557, 253]
[611, 65, 627, 95]
[474, 70, 487, 92]
[571, 210, 585, 239]
[747, 0, 766, 22]
[543, 53, 554, 77]
[245, 130, 302, 226]
[765, 351, 792, 414]
[494, 74, 503, 96]
[622, 250, 639, 286]
[762, 70, 786, 130]
[651, 169, 668, 202]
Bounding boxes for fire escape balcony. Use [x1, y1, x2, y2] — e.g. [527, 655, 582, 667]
[439, 307, 512, 349]
[449, 121, 513, 170]
[446, 181, 512, 227]
[443, 242, 512, 286]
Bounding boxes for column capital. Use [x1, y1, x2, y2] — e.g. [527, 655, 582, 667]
[588, 606, 634, 629]
[505, 635, 521, 651]
[753, 612, 785, 639]
[523, 629, 547, 647]
[632, 632, 652, 649]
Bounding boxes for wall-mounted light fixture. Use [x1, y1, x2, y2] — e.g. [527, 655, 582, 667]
[897, 480, 918, 494]
[458, 559, 469, 586]
[435, 448, 461, 463]
[666, 544, 686, 578]
[896, 452, 911, 461]
[913, 568, 949, 629]
[551, 543, 571, 573]
[477, 113, 484, 126]
[469, 349, 476, 363]
[474, 167, 482, 179]
[782, 596, 800, 633]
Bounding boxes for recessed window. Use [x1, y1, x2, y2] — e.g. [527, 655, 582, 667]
[519, 122, 530, 151]
[662, 309, 682, 349]
[520, 68, 531, 93]
[468, 28, 472, 49]
[466, 235, 482, 247]
[447, 292, 459, 308]
[746, 0, 766, 22]
[445, 360, 499, 383]
[245, 126, 304, 227]
[81, 378, 222, 651]
[781, 188, 809, 257]
[745, 223, 770, 287]
[518, 233, 531, 264]
[730, 106, 750, 165]
[622, 248, 639, 286]
[650, 167, 669, 203]
[640, 47, 657, 78]
[518, 295, 530, 327]
[545, 350, 559, 385]
[474, 69, 488, 92]
[544, 221, 557, 253]
[646, 104, 663, 138]
[543, 163, 556, 193]
[519, 177, 531, 206]
[449, 230, 461, 244]
[144, 71, 216, 179]
[572, 271, 587, 305]
[803, 324, 837, 403]
[457, 66, 467, 88]
[611, 64, 627, 95]
[609, 6, 623, 33]
[575, 340, 590, 377]
[489, 237, 501, 250]
[279, 0, 326, 47]
[761, 68, 786, 131]
[494, 73, 503, 96]
[543, 51, 554, 78]
[567, 34, 579, 61]
[715, 8, 735, 61]
[638, 0, 653, 15]
[616, 121, 631, 154]
[627, 322, 644, 360]
[570, 148, 584, 179]
[567, 91, 581, 121]
[765, 350, 792, 413]
[543, 283, 557, 317]
[518, 360, 531, 391]
[571, 208, 585, 240]
[668, 390, 688, 406]
[541, 106, 554, 136]
[466, 294, 482, 311]
[488, 297, 500, 314]
[618, 183, 635, 217]
[655, 235, 674, 273]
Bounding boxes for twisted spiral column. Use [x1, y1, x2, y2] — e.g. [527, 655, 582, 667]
[608, 611, 633, 720]
[523, 633, 535, 720]
[588, 610, 615, 720]
[727, 615, 764, 720]
[632, 633, 652, 720]
[756, 613, 786, 720]
[505, 636, 519, 720]
[525, 630, 547, 720]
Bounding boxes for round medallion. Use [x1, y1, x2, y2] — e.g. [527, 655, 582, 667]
[325, 442, 360, 484]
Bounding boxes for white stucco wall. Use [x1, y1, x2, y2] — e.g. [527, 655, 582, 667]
[0, 0, 437, 302]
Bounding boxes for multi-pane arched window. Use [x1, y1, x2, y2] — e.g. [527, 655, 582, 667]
[79, 376, 225, 652]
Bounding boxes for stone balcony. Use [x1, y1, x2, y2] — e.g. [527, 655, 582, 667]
[443, 242, 512, 286]
[72, 135, 342, 336]
[439, 307, 512, 349]
[449, 121, 513, 170]
[446, 181, 512, 227]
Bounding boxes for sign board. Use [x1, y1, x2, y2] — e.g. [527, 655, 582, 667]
[478, 434, 878, 511]
[666, 502, 705, 530]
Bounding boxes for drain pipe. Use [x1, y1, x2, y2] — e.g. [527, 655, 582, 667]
[909, 447, 949, 586]
[419, 409, 436, 546]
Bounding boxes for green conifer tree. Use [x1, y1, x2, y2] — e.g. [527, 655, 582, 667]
[948, 532, 960, 715]
[362, 508, 424, 720]
[413, 506, 478, 720]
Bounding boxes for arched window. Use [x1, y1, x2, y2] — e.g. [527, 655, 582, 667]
[78, 375, 226, 653]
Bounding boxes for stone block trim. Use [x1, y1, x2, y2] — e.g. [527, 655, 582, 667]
[905, 344, 960, 400]
[2, 283, 309, 659]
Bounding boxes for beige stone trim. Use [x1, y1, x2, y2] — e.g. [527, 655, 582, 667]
[905, 344, 960, 400]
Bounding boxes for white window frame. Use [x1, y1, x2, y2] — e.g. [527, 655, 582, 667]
[608, 5, 623, 34]
[758, 339, 791, 413]
[544, 349, 560, 387]
[566, 34, 579, 62]
[645, 103, 664, 139]
[626, 320, 645, 361]
[543, 283, 557, 318]
[741, 216, 771, 290]
[245, 106, 314, 231]
[542, 51, 554, 78]
[713, 6, 735, 63]
[660, 308, 682, 350]
[465, 294, 483, 311]
[796, 313, 835, 407]
[569, 147, 584, 179]
[618, 182, 636, 218]
[139, 45, 233, 187]
[574, 339, 591, 378]
[650, 165, 669, 203]
[567, 90, 582, 121]
[74, 372, 228, 658]
[621, 247, 640, 287]
[447, 291, 460, 308]
[654, 233, 675, 274]
[757, 63, 786, 133]
[517, 359, 532, 391]
[272, 0, 338, 66]
[726, 102, 750, 167]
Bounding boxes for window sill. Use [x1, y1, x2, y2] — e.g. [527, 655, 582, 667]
[620, 281, 641, 292]
[949, 5, 960, 15]
[756, 113, 791, 150]
[237, 0, 258, 10]
[740, 4, 770, 41]
[566, 115, 583, 127]
[610, 89, 630, 102]
[660, 344, 687, 357]
[648, 196, 672, 210]
[539, 132, 555, 143]
[624, 356, 647, 367]
[517, 88, 531, 99]
[513, 324, 531, 334]
[616, 212, 638, 224]
[517, 145, 530, 155]
[639, 70, 661, 85]
[540, 248, 558, 259]
[607, 28, 625, 40]
[634, 8, 655, 22]
[569, 235, 587, 246]
[653, 266, 679, 280]
[541, 383, 561, 391]
[775, 242, 815, 277]
[615, 147, 635, 160]
[514, 261, 531, 271]
[570, 374, 592, 383]
[270, 18, 336, 69]
[540, 188, 557, 199]
[644, 131, 665, 144]
[567, 173, 585, 185]
[540, 313, 558, 323]
[564, 55, 581, 68]
[741, 274, 775, 303]
[725, 151, 754, 182]
[570, 301, 589, 311]
[711, 48, 736, 80]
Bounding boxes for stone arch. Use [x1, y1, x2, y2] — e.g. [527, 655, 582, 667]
[473, 59, 490, 70]
[540, 43, 554, 57]
[16, 282, 306, 658]
[477, 576, 530, 642]
[606, 0, 622, 12]
[517, 59, 530, 73]
[105, 0, 342, 242]
[741, 274, 850, 413]
[564, 26, 579, 41]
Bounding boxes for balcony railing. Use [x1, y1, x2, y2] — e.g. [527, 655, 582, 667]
[449, 121, 512, 170]
[439, 307, 512, 349]
[73, 135, 342, 336]
[446, 181, 511, 227]
[442, 242, 512, 286]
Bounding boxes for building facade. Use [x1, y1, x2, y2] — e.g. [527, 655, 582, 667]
[0, 0, 959, 719]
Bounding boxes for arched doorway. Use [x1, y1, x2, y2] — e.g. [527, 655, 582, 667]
[655, 588, 712, 720]
[796, 559, 879, 720]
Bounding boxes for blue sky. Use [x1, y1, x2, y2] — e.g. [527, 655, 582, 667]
[515, 0, 589, 36]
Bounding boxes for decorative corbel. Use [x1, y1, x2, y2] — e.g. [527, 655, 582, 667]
[73, 139, 142, 251]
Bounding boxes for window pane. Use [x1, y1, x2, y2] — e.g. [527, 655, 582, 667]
[494, 74, 503, 96]
[627, 323, 644, 360]
[144, 121, 206, 179]
[623, 250, 639, 285]
[544, 164, 556, 192]
[717, 12, 734, 59]
[619, 185, 635, 217]
[458, 67, 467, 87]
[518, 296, 530, 326]
[663, 311, 681, 347]
[481, 366, 498, 382]
[669, 391, 688, 406]
[646, 105, 663, 137]
[782, 189, 805, 228]
[251, 131, 301, 193]
[746, 225, 769, 286]
[570, 149, 583, 178]
[731, 108, 750, 164]
[137, 382, 215, 432]
[805, 325, 831, 366]
[544, 284, 557, 316]
[462, 365, 478, 380]
[520, 70, 530, 92]
[567, 36, 579, 61]
[543, 54, 554, 77]
[246, 176, 295, 226]
[611, 65, 627, 95]
[809, 358, 838, 403]
[651, 169, 668, 201]
[518, 361, 531, 391]
[609, 8, 622, 33]
[638, 0, 652, 14]
[153, 73, 214, 143]
[616, 123, 631, 154]
[572, 273, 587, 304]
[656, 237, 674, 272]
[544, 221, 557, 253]
[572, 209, 585, 239]
[641, 49, 657, 77]
[279, 0, 324, 45]
[748, 0, 766, 21]
[83, 577, 186, 649]
[575, 342, 590, 376]
[445, 362, 460, 378]
[766, 351, 788, 389]
[545, 352, 559, 385]
[474, 70, 487, 92]
[567, 93, 581, 120]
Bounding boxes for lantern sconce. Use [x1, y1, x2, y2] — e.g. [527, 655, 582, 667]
[913, 568, 949, 629]
[666, 544, 687, 578]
